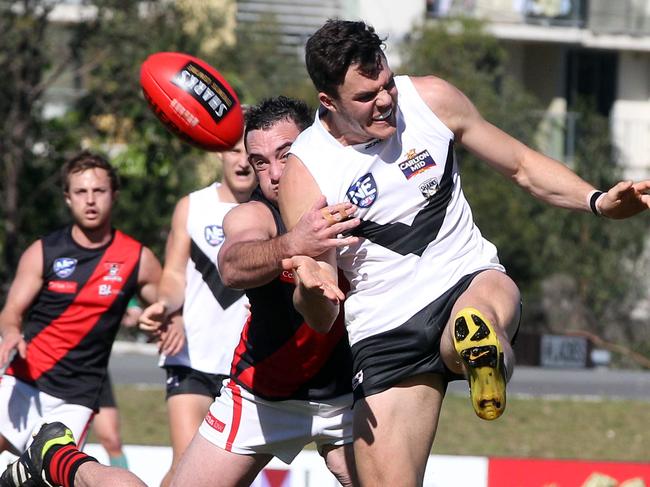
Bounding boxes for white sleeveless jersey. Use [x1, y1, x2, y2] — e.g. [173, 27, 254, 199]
[290, 76, 503, 347]
[163, 183, 250, 374]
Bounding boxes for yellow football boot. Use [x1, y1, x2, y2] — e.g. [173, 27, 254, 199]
[453, 307, 506, 420]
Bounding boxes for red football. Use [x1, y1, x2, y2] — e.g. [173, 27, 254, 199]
[140, 52, 243, 151]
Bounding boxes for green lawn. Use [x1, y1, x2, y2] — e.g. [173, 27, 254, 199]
[98, 386, 649, 462]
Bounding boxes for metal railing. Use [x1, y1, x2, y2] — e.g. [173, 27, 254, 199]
[426, 0, 650, 35]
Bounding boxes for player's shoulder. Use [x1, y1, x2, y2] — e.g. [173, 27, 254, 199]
[21, 238, 45, 261]
[226, 199, 273, 222]
[408, 74, 475, 131]
[409, 75, 464, 107]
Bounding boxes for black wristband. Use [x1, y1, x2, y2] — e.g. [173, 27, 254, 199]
[589, 190, 604, 216]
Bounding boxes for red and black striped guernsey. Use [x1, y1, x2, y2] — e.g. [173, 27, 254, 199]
[229, 189, 353, 401]
[6, 226, 142, 410]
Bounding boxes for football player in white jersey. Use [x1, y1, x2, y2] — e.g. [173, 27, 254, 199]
[138, 136, 256, 487]
[279, 19, 650, 487]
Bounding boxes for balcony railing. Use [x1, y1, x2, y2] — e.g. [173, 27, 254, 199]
[426, 0, 585, 26]
[589, 0, 650, 36]
[426, 0, 650, 35]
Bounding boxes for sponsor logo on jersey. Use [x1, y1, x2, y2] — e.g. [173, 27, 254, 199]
[399, 149, 436, 180]
[53, 257, 77, 278]
[205, 410, 226, 433]
[347, 173, 378, 208]
[352, 369, 364, 390]
[280, 269, 295, 284]
[47, 280, 78, 294]
[204, 225, 225, 246]
[419, 177, 440, 199]
[172, 62, 235, 124]
[98, 284, 112, 296]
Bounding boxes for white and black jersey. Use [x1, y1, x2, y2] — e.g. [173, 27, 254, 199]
[162, 183, 249, 375]
[290, 75, 504, 348]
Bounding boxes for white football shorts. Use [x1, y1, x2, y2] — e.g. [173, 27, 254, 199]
[0, 375, 93, 454]
[198, 379, 353, 464]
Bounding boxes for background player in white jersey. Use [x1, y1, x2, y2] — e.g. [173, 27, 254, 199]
[279, 19, 650, 487]
[138, 137, 256, 487]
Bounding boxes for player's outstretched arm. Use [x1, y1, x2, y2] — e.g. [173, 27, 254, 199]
[0, 241, 44, 367]
[414, 76, 650, 218]
[596, 180, 650, 219]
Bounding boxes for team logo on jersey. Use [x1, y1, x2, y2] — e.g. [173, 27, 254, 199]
[352, 369, 364, 390]
[53, 257, 77, 278]
[346, 173, 378, 208]
[419, 178, 440, 199]
[204, 225, 225, 246]
[103, 262, 123, 282]
[399, 149, 436, 180]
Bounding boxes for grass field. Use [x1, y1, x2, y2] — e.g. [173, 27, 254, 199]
[97, 385, 649, 463]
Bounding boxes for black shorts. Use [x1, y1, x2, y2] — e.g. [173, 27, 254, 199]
[164, 366, 227, 400]
[97, 374, 116, 409]
[350, 270, 520, 402]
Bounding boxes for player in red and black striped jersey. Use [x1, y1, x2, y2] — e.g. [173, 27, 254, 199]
[167, 97, 360, 487]
[0, 101, 360, 487]
[0, 151, 161, 457]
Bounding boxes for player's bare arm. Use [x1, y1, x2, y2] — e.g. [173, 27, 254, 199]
[219, 196, 359, 290]
[136, 246, 162, 306]
[218, 201, 283, 289]
[0, 241, 44, 367]
[139, 197, 189, 333]
[278, 155, 342, 332]
[413, 76, 650, 218]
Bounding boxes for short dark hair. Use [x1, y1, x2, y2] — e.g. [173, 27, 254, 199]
[244, 96, 311, 148]
[61, 150, 120, 192]
[305, 19, 385, 97]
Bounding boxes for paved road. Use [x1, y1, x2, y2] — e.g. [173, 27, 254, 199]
[109, 342, 650, 401]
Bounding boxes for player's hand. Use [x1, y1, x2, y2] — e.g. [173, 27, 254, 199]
[288, 196, 360, 257]
[138, 301, 168, 334]
[599, 180, 650, 219]
[0, 330, 26, 368]
[157, 314, 185, 356]
[281, 256, 344, 304]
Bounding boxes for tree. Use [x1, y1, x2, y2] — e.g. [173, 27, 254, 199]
[398, 18, 647, 344]
[0, 1, 311, 293]
[1, 0, 213, 288]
